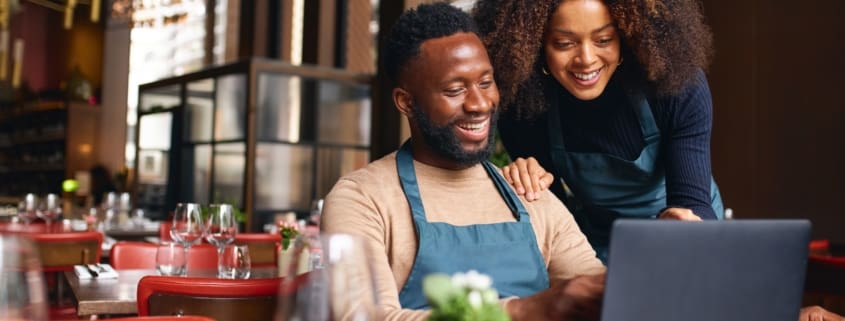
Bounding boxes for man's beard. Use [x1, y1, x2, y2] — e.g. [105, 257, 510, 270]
[412, 105, 497, 167]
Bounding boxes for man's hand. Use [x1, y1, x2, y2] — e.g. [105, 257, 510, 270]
[507, 273, 605, 321]
[658, 207, 702, 221]
[800, 306, 845, 321]
[501, 157, 554, 202]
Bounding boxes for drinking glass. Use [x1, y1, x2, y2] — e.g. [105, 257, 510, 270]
[17, 193, 39, 225]
[156, 241, 187, 276]
[206, 204, 238, 277]
[170, 203, 205, 248]
[37, 193, 61, 231]
[276, 233, 379, 321]
[218, 244, 251, 279]
[0, 235, 48, 321]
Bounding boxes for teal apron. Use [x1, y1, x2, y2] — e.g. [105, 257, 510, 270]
[396, 142, 550, 309]
[547, 93, 724, 263]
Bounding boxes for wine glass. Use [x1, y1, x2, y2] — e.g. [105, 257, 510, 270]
[0, 235, 48, 321]
[37, 194, 61, 232]
[17, 193, 39, 225]
[276, 232, 380, 321]
[205, 204, 238, 277]
[170, 203, 205, 275]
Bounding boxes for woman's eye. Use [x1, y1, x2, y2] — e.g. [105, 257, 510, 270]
[479, 80, 494, 89]
[554, 41, 574, 49]
[596, 37, 614, 46]
[445, 88, 464, 96]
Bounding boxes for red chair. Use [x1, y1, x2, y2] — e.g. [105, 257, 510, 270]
[234, 233, 281, 268]
[137, 275, 281, 321]
[810, 239, 832, 256]
[110, 241, 218, 270]
[27, 231, 103, 319]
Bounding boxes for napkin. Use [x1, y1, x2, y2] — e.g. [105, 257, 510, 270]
[74, 264, 119, 279]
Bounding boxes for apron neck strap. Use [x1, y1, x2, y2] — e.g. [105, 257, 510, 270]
[396, 140, 527, 222]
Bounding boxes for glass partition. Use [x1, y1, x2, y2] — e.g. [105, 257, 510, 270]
[136, 59, 372, 229]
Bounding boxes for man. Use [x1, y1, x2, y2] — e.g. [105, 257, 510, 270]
[321, 3, 605, 321]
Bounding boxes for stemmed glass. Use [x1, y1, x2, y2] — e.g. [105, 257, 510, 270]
[170, 203, 205, 274]
[37, 194, 61, 232]
[17, 193, 39, 225]
[0, 235, 48, 321]
[276, 232, 380, 321]
[205, 204, 238, 277]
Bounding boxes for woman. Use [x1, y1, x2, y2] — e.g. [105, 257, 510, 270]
[472, 0, 722, 262]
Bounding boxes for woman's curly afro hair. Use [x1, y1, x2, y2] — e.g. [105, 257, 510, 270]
[472, 0, 714, 119]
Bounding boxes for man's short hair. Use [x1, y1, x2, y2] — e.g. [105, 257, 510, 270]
[382, 2, 480, 83]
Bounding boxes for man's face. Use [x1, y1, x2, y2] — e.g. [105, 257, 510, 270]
[399, 32, 500, 168]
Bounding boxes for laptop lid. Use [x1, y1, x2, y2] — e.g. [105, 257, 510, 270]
[601, 219, 810, 321]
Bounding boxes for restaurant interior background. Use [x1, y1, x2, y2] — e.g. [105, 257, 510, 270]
[1, 0, 843, 240]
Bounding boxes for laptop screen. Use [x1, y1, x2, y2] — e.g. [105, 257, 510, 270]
[601, 220, 810, 321]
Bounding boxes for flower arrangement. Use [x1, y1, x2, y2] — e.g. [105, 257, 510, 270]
[278, 221, 300, 250]
[423, 270, 510, 321]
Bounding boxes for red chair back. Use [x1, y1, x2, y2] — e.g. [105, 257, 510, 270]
[810, 239, 832, 256]
[29, 231, 103, 272]
[137, 275, 281, 321]
[110, 242, 218, 270]
[234, 233, 281, 267]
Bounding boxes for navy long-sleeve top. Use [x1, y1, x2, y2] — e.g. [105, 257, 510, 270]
[498, 69, 718, 219]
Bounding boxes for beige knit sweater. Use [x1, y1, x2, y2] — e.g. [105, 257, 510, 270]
[322, 152, 605, 321]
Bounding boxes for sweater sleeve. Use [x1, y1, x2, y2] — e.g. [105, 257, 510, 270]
[322, 179, 431, 321]
[540, 191, 606, 285]
[659, 69, 718, 219]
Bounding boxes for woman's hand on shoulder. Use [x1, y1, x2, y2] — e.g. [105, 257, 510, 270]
[502, 157, 554, 202]
[799, 306, 845, 321]
[658, 207, 702, 221]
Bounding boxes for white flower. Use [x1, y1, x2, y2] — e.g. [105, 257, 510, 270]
[451, 272, 469, 288]
[464, 270, 492, 290]
[467, 290, 483, 309]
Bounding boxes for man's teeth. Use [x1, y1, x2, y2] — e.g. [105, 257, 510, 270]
[573, 70, 600, 81]
[458, 120, 487, 131]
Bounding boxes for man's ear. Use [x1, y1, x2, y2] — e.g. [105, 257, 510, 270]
[393, 88, 413, 117]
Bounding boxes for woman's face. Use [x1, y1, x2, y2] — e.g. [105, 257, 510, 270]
[544, 0, 621, 101]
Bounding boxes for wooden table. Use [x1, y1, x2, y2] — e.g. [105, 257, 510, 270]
[64, 267, 279, 317]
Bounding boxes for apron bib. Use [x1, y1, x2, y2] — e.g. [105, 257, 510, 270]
[547, 92, 723, 263]
[395, 142, 550, 309]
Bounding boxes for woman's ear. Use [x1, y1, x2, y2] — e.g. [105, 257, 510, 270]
[393, 88, 413, 117]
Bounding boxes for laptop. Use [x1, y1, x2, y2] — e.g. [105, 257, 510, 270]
[602, 219, 811, 321]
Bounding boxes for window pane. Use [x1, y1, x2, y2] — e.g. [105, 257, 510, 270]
[317, 80, 371, 145]
[254, 143, 313, 210]
[185, 79, 214, 142]
[315, 147, 369, 199]
[213, 143, 245, 207]
[179, 144, 212, 204]
[137, 150, 169, 184]
[256, 73, 303, 142]
[139, 84, 181, 112]
[214, 74, 247, 140]
[138, 113, 172, 150]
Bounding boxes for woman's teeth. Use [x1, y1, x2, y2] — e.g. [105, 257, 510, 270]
[573, 69, 600, 81]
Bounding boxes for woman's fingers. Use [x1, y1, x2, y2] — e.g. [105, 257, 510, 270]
[501, 157, 553, 202]
[658, 208, 702, 221]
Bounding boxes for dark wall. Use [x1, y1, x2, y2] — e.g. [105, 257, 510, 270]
[9, 2, 103, 94]
[705, 0, 845, 242]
